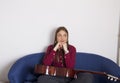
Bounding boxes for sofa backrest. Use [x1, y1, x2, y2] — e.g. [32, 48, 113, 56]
[75, 52, 103, 71]
[75, 52, 120, 75]
[8, 52, 120, 83]
[14, 52, 119, 74]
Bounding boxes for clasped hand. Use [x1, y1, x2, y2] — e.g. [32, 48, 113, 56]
[53, 43, 69, 53]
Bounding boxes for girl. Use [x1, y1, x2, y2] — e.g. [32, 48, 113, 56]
[36, 26, 94, 83]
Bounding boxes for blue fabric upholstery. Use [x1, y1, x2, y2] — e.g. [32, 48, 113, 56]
[8, 52, 120, 83]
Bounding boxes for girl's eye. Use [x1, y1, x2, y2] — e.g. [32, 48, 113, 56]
[64, 34, 67, 37]
[57, 34, 61, 37]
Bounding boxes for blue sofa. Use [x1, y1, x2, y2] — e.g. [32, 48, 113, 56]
[8, 52, 120, 83]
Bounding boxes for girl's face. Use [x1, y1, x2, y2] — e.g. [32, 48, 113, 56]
[56, 30, 68, 44]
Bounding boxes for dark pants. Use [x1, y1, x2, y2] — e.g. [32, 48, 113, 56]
[36, 73, 94, 83]
[70, 73, 94, 83]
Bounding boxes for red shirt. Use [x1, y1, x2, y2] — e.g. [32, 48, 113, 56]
[42, 44, 76, 69]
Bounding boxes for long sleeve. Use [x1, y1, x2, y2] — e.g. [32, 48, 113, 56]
[42, 45, 56, 66]
[42, 44, 76, 69]
[64, 45, 76, 69]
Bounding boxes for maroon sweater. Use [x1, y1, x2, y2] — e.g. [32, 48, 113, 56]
[43, 44, 76, 69]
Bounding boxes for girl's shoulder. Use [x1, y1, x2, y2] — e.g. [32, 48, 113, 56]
[47, 44, 54, 49]
[68, 44, 76, 50]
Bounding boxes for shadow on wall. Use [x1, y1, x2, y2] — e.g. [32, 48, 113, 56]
[117, 15, 120, 66]
[0, 60, 16, 82]
[41, 27, 56, 52]
[48, 27, 57, 44]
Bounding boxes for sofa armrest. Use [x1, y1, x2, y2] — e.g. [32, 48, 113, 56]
[101, 58, 120, 83]
[8, 53, 44, 83]
[8, 58, 35, 83]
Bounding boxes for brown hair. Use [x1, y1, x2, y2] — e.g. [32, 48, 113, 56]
[54, 26, 69, 47]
